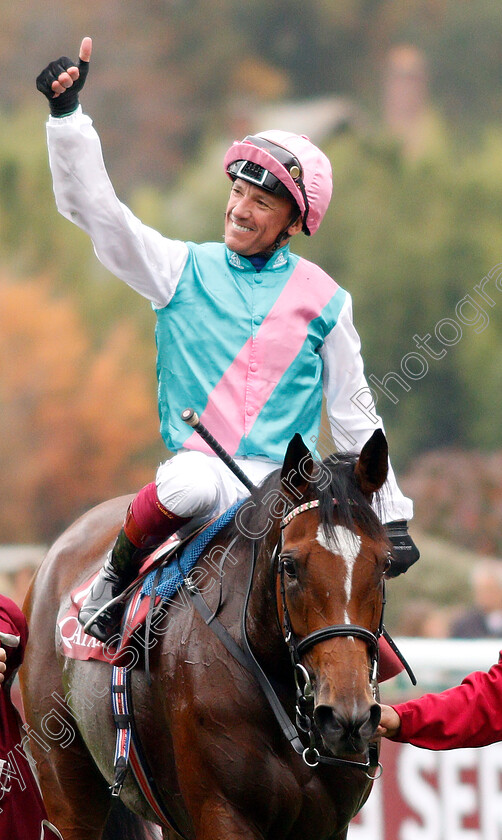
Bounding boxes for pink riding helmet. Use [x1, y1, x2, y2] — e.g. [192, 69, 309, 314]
[223, 130, 333, 236]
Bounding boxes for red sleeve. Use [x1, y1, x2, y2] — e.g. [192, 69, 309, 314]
[0, 595, 28, 680]
[0, 596, 53, 838]
[391, 651, 502, 750]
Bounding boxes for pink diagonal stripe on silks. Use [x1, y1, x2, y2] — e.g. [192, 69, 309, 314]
[185, 261, 339, 455]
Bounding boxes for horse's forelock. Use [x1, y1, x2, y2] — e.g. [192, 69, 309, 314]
[316, 452, 386, 545]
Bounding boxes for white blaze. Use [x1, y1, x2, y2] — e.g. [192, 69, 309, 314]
[316, 525, 361, 623]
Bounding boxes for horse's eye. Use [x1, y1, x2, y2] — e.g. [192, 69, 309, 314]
[383, 552, 393, 575]
[281, 557, 297, 579]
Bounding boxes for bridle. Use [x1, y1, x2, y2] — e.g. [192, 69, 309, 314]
[276, 498, 384, 773]
[177, 413, 415, 776]
[186, 494, 414, 776]
[279, 498, 382, 669]
[187, 495, 390, 777]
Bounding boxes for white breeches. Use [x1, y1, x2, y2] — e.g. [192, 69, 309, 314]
[155, 450, 278, 534]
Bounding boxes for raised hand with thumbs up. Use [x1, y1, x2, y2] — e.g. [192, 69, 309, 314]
[36, 36, 92, 117]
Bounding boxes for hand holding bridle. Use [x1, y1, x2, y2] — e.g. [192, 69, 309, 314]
[375, 704, 401, 739]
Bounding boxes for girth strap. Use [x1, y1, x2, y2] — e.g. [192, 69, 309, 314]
[110, 664, 188, 838]
[110, 668, 132, 797]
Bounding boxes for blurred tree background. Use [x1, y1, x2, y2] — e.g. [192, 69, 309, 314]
[4, 0, 502, 628]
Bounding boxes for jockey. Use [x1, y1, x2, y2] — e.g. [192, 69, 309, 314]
[37, 38, 419, 643]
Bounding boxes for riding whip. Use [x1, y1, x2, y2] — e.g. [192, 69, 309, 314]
[181, 408, 256, 493]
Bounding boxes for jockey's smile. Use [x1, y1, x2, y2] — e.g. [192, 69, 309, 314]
[224, 178, 302, 257]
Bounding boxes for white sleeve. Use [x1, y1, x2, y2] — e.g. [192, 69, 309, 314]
[46, 107, 189, 308]
[320, 293, 413, 523]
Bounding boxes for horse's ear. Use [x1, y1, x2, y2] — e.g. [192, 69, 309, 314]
[354, 430, 389, 497]
[281, 433, 315, 498]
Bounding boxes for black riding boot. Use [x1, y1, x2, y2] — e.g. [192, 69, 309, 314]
[78, 527, 140, 643]
[78, 497, 192, 642]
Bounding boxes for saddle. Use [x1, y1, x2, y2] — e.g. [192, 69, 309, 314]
[58, 501, 244, 665]
[59, 501, 246, 829]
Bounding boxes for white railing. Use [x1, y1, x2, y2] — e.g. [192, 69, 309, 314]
[383, 636, 502, 699]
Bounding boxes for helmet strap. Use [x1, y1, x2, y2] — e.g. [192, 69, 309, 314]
[264, 210, 301, 255]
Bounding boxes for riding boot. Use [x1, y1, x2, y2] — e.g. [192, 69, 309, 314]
[77, 526, 140, 642]
[78, 485, 191, 642]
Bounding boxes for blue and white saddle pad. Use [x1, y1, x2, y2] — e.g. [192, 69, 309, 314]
[141, 499, 246, 602]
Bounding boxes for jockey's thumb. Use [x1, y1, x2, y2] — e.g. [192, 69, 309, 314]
[79, 37, 92, 66]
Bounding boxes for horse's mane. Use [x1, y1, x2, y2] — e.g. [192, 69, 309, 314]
[230, 450, 386, 547]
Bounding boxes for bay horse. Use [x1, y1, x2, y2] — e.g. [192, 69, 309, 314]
[21, 429, 392, 840]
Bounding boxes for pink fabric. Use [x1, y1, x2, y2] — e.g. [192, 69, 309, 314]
[0, 598, 27, 676]
[185, 260, 338, 456]
[61, 545, 179, 663]
[377, 635, 405, 682]
[223, 130, 333, 234]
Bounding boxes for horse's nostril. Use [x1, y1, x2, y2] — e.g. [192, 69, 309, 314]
[313, 704, 338, 734]
[314, 702, 381, 753]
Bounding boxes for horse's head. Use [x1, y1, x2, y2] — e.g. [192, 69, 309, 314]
[277, 430, 391, 759]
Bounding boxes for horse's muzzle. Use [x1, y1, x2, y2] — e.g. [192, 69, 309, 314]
[313, 702, 381, 757]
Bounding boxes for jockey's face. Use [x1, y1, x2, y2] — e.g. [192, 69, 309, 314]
[224, 179, 302, 256]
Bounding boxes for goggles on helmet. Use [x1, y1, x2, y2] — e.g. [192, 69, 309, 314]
[226, 134, 311, 234]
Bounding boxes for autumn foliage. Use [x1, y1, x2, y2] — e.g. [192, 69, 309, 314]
[0, 273, 161, 542]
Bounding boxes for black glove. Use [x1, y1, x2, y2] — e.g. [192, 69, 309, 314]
[385, 520, 420, 577]
[36, 55, 89, 117]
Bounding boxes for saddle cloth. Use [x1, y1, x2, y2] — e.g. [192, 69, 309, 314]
[57, 502, 243, 664]
[141, 500, 243, 600]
